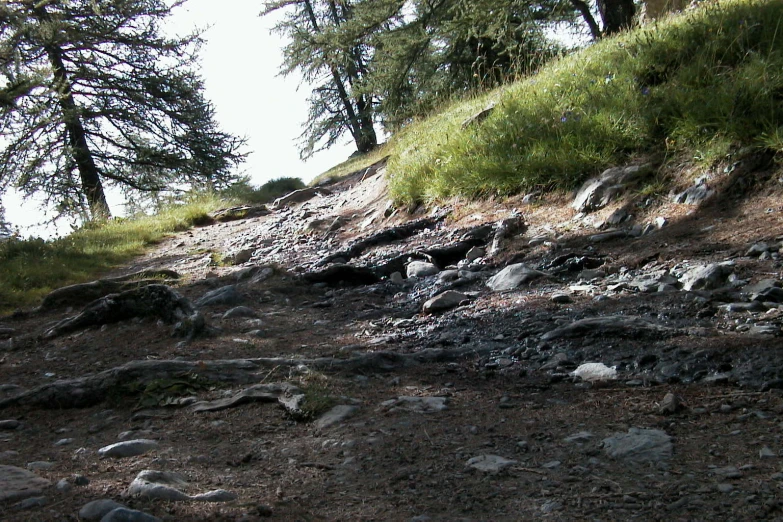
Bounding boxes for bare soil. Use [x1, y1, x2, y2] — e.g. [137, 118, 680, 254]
[2, 158, 783, 521]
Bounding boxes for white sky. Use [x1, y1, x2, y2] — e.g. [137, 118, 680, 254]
[2, 0, 356, 237]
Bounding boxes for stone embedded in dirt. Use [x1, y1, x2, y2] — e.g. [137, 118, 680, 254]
[26, 461, 54, 470]
[14, 495, 46, 510]
[407, 261, 440, 278]
[278, 393, 307, 419]
[196, 285, 242, 307]
[271, 186, 331, 209]
[422, 291, 469, 314]
[551, 292, 572, 304]
[222, 306, 257, 319]
[746, 242, 770, 257]
[602, 428, 673, 462]
[680, 262, 735, 291]
[315, 405, 358, 429]
[56, 478, 72, 492]
[465, 246, 485, 262]
[381, 396, 448, 414]
[753, 286, 783, 303]
[571, 363, 617, 382]
[542, 316, 672, 341]
[589, 229, 631, 243]
[303, 264, 380, 286]
[389, 272, 404, 285]
[572, 164, 652, 213]
[100, 507, 162, 522]
[191, 489, 239, 502]
[226, 248, 254, 266]
[564, 431, 594, 444]
[486, 263, 547, 291]
[0, 419, 20, 430]
[672, 183, 713, 205]
[98, 439, 158, 459]
[465, 455, 517, 474]
[438, 269, 460, 282]
[488, 215, 526, 257]
[759, 446, 776, 459]
[127, 470, 190, 501]
[80, 499, 127, 521]
[0, 465, 51, 502]
[659, 392, 684, 414]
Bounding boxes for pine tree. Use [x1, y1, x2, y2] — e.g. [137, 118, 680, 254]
[0, 0, 245, 219]
[262, 0, 378, 159]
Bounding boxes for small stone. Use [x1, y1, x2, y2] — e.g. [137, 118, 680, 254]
[191, 489, 238, 502]
[74, 475, 90, 486]
[659, 392, 683, 415]
[564, 431, 593, 444]
[540, 501, 563, 513]
[56, 478, 72, 492]
[0, 420, 20, 430]
[79, 498, 125, 520]
[422, 291, 469, 313]
[717, 483, 734, 494]
[551, 292, 572, 304]
[26, 461, 54, 470]
[14, 496, 46, 510]
[315, 405, 358, 430]
[100, 507, 162, 522]
[54, 438, 74, 446]
[465, 247, 485, 262]
[466, 455, 517, 473]
[389, 272, 404, 285]
[542, 460, 561, 469]
[98, 439, 158, 459]
[759, 446, 776, 459]
[222, 306, 257, 319]
[602, 428, 673, 463]
[406, 261, 439, 278]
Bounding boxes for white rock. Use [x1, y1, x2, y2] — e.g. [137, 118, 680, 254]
[466, 455, 517, 473]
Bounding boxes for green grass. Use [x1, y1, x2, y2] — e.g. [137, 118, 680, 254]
[310, 143, 392, 186]
[220, 176, 306, 205]
[385, 0, 783, 205]
[0, 193, 228, 314]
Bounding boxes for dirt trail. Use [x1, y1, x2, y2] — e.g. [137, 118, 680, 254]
[1, 160, 783, 521]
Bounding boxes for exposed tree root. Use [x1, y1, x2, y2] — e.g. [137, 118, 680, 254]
[0, 346, 494, 410]
[43, 284, 204, 340]
[36, 269, 180, 312]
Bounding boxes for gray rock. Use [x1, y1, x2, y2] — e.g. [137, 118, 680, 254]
[56, 478, 72, 492]
[659, 392, 683, 414]
[100, 508, 162, 522]
[465, 247, 485, 262]
[14, 496, 46, 510]
[98, 439, 158, 459]
[54, 438, 74, 446]
[0, 465, 51, 502]
[589, 229, 630, 243]
[26, 461, 54, 470]
[196, 285, 241, 307]
[0, 419, 20, 430]
[673, 183, 713, 205]
[406, 261, 439, 278]
[681, 262, 734, 291]
[438, 269, 460, 283]
[753, 286, 783, 303]
[222, 306, 257, 319]
[542, 315, 671, 341]
[466, 455, 517, 473]
[389, 272, 404, 285]
[759, 446, 776, 458]
[315, 405, 359, 430]
[192, 383, 299, 413]
[422, 291, 469, 313]
[551, 292, 572, 304]
[191, 489, 238, 502]
[717, 483, 734, 494]
[487, 263, 547, 291]
[564, 431, 594, 444]
[226, 248, 254, 265]
[127, 470, 190, 501]
[540, 501, 563, 513]
[603, 428, 673, 462]
[80, 499, 127, 520]
[278, 393, 307, 419]
[746, 242, 770, 257]
[572, 164, 652, 212]
[605, 208, 630, 226]
[381, 396, 448, 414]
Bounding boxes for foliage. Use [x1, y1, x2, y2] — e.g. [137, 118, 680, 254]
[386, 0, 783, 205]
[0, 0, 245, 218]
[0, 193, 227, 314]
[221, 176, 306, 205]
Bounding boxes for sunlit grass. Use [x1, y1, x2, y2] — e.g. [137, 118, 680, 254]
[0, 193, 228, 313]
[386, 0, 783, 205]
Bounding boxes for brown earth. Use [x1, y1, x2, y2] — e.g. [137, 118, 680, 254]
[1, 155, 783, 521]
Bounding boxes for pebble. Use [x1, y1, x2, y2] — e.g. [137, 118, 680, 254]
[14, 496, 46, 510]
[56, 478, 72, 492]
[759, 446, 776, 458]
[79, 499, 126, 520]
[98, 439, 158, 458]
[717, 483, 735, 494]
[100, 507, 162, 522]
[26, 461, 54, 470]
[54, 438, 74, 446]
[466, 454, 517, 473]
[0, 420, 20, 430]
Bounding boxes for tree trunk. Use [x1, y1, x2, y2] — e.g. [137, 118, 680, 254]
[34, 7, 111, 219]
[570, 0, 602, 40]
[597, 0, 636, 35]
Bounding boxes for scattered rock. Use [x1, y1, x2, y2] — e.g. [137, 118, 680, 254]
[571, 363, 617, 382]
[659, 392, 684, 414]
[0, 465, 51, 502]
[191, 489, 238, 502]
[98, 439, 158, 459]
[602, 428, 673, 462]
[486, 263, 548, 291]
[673, 183, 713, 205]
[0, 419, 20, 430]
[542, 316, 672, 341]
[407, 261, 440, 278]
[315, 405, 359, 430]
[100, 507, 162, 522]
[14, 496, 46, 510]
[80, 499, 127, 521]
[422, 291, 469, 313]
[222, 306, 257, 319]
[192, 383, 300, 413]
[127, 470, 191, 501]
[381, 396, 448, 413]
[196, 285, 242, 307]
[551, 292, 572, 304]
[572, 164, 652, 212]
[681, 262, 734, 291]
[466, 454, 516, 474]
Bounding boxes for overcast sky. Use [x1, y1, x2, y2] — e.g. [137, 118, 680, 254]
[3, 0, 355, 236]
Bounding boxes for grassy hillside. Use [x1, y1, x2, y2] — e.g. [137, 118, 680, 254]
[384, 0, 783, 204]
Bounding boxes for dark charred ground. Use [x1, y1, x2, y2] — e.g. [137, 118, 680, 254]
[1, 161, 783, 521]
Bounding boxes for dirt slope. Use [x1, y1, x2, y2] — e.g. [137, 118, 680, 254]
[1, 157, 783, 521]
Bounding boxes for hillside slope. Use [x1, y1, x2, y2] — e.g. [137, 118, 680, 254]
[1, 148, 783, 519]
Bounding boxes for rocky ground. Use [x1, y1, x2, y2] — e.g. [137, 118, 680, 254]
[1, 154, 783, 521]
